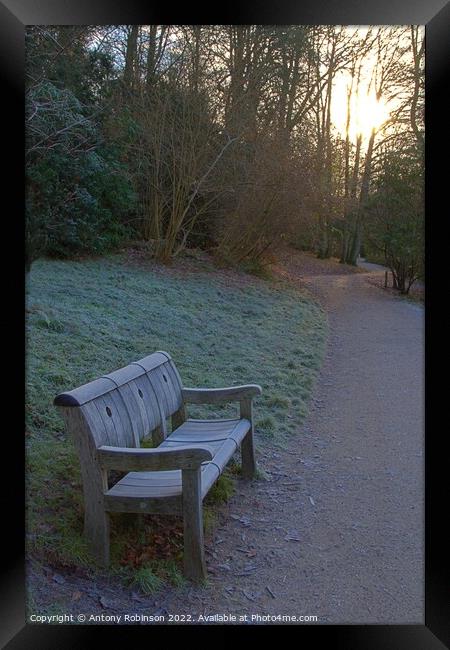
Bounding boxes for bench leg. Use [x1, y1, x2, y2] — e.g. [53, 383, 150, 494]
[182, 468, 207, 583]
[240, 398, 257, 479]
[241, 429, 257, 479]
[85, 507, 110, 567]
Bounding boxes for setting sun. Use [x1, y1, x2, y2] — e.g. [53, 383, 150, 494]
[331, 74, 391, 141]
[25, 23, 424, 625]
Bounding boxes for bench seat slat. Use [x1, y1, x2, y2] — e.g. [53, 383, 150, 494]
[160, 439, 224, 456]
[105, 463, 220, 500]
[175, 420, 239, 432]
[118, 476, 181, 487]
[200, 463, 221, 498]
[121, 470, 182, 484]
[168, 418, 251, 445]
[103, 414, 247, 501]
[107, 484, 182, 498]
[206, 438, 239, 473]
[187, 418, 240, 424]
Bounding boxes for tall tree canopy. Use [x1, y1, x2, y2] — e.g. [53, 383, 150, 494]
[25, 25, 424, 289]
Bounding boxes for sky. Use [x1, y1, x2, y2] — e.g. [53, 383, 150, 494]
[329, 26, 424, 143]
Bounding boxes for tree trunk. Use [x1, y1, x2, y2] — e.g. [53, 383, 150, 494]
[339, 227, 350, 264]
[146, 24, 158, 91]
[124, 25, 139, 93]
[347, 220, 362, 265]
[346, 128, 376, 264]
[410, 26, 424, 150]
[317, 216, 330, 259]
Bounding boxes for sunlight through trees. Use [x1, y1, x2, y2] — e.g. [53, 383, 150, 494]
[25, 25, 424, 292]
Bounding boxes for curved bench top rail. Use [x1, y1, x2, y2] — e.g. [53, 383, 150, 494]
[54, 351, 172, 408]
[182, 384, 262, 404]
[132, 350, 172, 372]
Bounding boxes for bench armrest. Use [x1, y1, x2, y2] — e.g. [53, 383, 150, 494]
[97, 445, 212, 471]
[182, 384, 262, 405]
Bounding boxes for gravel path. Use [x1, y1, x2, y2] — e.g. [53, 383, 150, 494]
[28, 253, 424, 625]
[152, 256, 425, 624]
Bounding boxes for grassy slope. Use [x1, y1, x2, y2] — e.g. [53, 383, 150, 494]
[26, 253, 327, 577]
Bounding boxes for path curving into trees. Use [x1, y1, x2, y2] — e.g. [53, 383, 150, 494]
[27, 257, 424, 624]
[157, 259, 424, 624]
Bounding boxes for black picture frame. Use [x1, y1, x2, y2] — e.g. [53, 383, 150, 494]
[2, 0, 448, 647]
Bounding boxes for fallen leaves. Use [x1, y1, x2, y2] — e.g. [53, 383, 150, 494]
[52, 573, 65, 584]
[119, 515, 184, 567]
[235, 563, 258, 576]
[243, 589, 257, 602]
[230, 514, 252, 527]
[99, 595, 111, 609]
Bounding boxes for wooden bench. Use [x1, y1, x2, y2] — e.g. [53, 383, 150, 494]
[54, 351, 262, 582]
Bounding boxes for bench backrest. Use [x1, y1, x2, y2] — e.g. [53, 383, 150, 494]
[54, 351, 184, 449]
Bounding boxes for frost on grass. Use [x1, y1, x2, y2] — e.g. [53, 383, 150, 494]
[25, 255, 328, 572]
[26, 255, 327, 439]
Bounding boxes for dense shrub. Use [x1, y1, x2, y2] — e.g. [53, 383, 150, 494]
[26, 81, 136, 269]
[364, 147, 424, 293]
